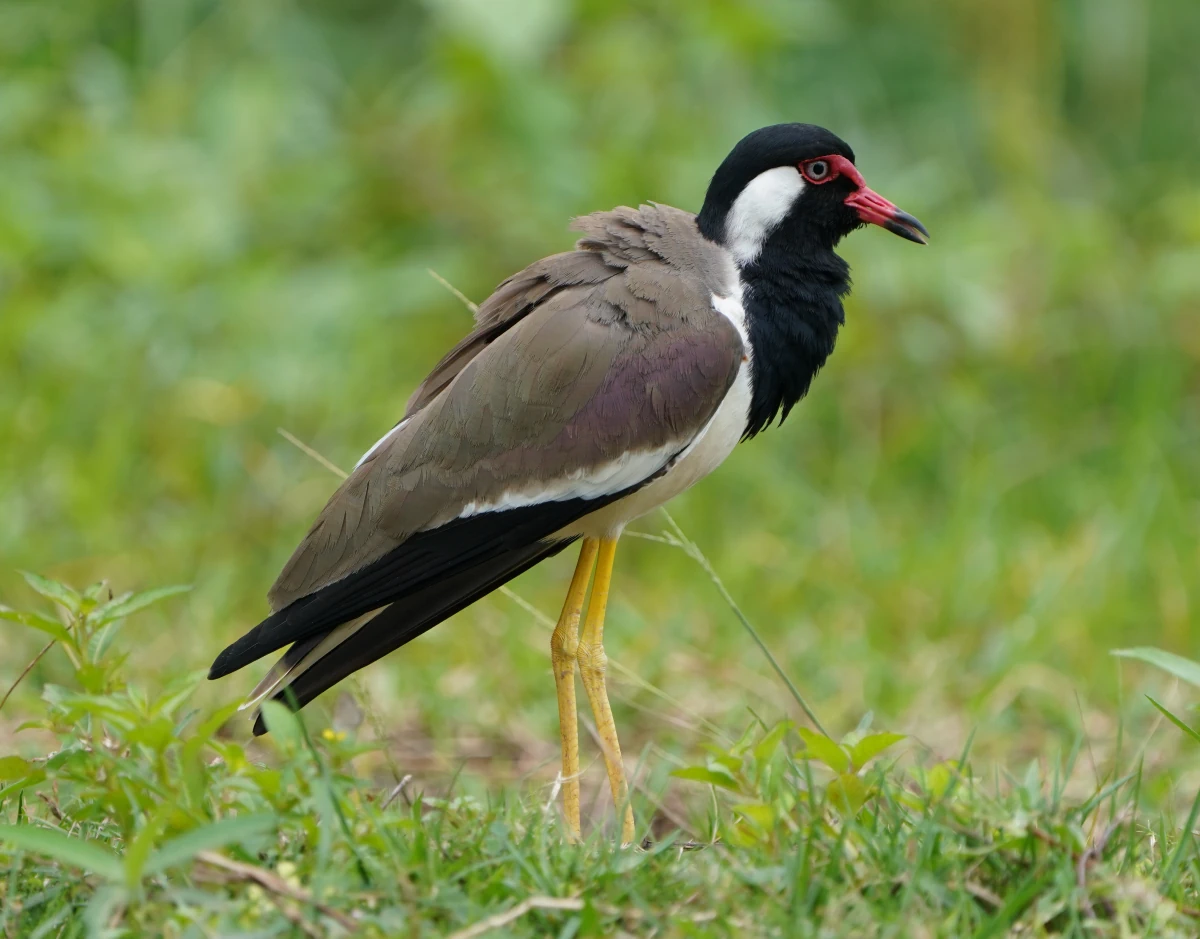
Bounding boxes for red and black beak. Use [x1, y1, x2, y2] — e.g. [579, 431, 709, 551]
[845, 186, 929, 245]
[823, 155, 928, 245]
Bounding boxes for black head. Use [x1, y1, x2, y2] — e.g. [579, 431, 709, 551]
[696, 124, 928, 440]
[697, 123, 927, 266]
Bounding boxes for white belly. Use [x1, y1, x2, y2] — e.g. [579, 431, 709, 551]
[559, 362, 751, 539]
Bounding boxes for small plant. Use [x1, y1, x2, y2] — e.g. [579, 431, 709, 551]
[0, 575, 362, 933]
[0, 577, 274, 923]
[1, 574, 192, 696]
[672, 716, 924, 846]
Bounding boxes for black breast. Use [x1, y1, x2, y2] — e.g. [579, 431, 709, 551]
[739, 243, 850, 438]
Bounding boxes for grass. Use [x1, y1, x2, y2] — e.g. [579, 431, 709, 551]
[2, 526, 1199, 936]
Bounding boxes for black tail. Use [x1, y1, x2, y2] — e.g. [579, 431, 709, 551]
[250, 538, 571, 734]
[208, 493, 633, 681]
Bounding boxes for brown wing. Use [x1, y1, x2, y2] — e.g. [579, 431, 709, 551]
[209, 204, 743, 684]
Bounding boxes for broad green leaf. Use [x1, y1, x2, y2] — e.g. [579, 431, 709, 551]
[670, 765, 741, 792]
[75, 664, 109, 694]
[796, 728, 850, 773]
[126, 717, 176, 752]
[699, 744, 742, 772]
[1147, 696, 1200, 745]
[849, 732, 906, 769]
[92, 585, 192, 625]
[158, 678, 206, 722]
[259, 700, 303, 752]
[40, 684, 69, 709]
[88, 621, 123, 663]
[921, 761, 960, 801]
[19, 573, 81, 615]
[753, 720, 794, 764]
[0, 756, 33, 781]
[1112, 648, 1200, 689]
[826, 773, 872, 815]
[0, 770, 46, 801]
[143, 813, 276, 876]
[0, 825, 123, 881]
[0, 607, 71, 643]
[732, 801, 774, 831]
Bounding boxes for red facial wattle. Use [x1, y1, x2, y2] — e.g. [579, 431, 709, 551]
[800, 154, 928, 245]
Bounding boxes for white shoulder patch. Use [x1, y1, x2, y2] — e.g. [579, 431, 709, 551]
[724, 166, 805, 266]
[712, 287, 749, 349]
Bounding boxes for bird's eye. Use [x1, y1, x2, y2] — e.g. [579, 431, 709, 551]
[802, 159, 830, 183]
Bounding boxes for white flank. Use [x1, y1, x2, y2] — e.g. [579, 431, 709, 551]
[458, 442, 681, 519]
[560, 363, 753, 539]
[678, 362, 752, 469]
[354, 418, 409, 469]
[555, 281, 755, 539]
[724, 166, 805, 266]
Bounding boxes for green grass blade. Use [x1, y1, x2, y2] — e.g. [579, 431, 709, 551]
[1161, 785, 1200, 887]
[972, 869, 1052, 939]
[659, 509, 829, 737]
[1145, 696, 1200, 745]
[0, 825, 123, 881]
[1112, 647, 1200, 688]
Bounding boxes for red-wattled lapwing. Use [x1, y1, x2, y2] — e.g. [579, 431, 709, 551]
[209, 123, 927, 843]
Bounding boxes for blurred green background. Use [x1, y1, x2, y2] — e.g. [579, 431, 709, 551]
[2, 0, 1198, 792]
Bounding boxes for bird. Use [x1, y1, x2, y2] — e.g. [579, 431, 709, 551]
[208, 123, 927, 844]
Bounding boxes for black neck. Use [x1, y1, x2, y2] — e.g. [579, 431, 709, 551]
[739, 234, 850, 438]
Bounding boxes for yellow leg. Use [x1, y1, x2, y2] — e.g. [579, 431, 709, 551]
[577, 536, 636, 846]
[550, 538, 599, 841]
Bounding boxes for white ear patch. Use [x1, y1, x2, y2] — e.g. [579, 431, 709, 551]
[724, 166, 806, 266]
